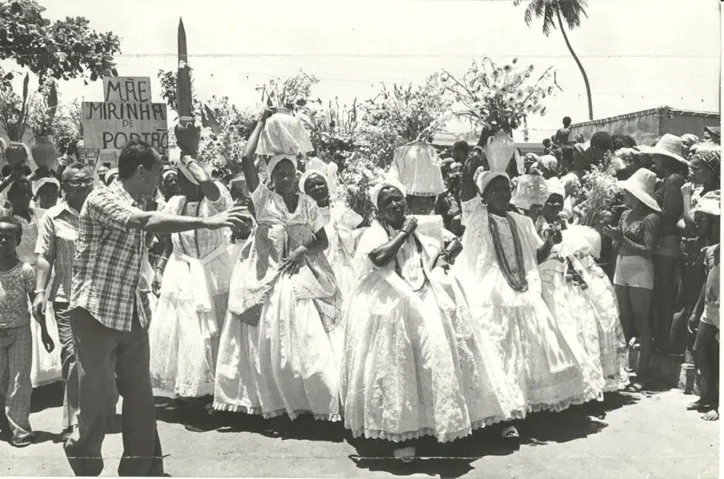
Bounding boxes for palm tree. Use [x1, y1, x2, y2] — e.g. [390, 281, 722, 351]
[514, 0, 593, 120]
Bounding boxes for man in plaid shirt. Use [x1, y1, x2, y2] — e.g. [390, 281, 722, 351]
[65, 129, 251, 477]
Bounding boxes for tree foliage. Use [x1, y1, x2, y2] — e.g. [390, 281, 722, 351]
[197, 95, 257, 168]
[0, 0, 121, 84]
[513, 0, 593, 120]
[357, 74, 451, 169]
[0, 0, 120, 140]
[255, 69, 320, 110]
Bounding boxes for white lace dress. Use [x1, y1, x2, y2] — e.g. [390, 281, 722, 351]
[320, 201, 364, 301]
[453, 200, 602, 413]
[149, 185, 233, 398]
[214, 183, 342, 421]
[340, 217, 519, 443]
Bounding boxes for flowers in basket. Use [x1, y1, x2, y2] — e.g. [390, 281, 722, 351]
[575, 166, 621, 228]
[255, 72, 320, 156]
[337, 152, 385, 222]
[440, 57, 560, 137]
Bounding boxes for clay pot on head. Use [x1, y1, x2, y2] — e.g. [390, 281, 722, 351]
[5, 142, 29, 169]
[31, 136, 58, 171]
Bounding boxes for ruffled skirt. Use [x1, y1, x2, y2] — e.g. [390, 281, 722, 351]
[149, 254, 232, 398]
[213, 274, 341, 421]
[340, 269, 519, 443]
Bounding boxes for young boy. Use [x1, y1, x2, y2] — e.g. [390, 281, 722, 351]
[687, 191, 721, 421]
[0, 215, 53, 447]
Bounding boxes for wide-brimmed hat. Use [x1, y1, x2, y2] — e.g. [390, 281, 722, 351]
[618, 168, 661, 213]
[643, 134, 688, 165]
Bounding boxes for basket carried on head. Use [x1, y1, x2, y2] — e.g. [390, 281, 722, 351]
[256, 108, 314, 157]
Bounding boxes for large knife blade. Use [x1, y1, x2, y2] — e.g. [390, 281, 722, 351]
[177, 17, 193, 123]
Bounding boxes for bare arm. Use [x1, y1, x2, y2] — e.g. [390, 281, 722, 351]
[368, 231, 410, 267]
[182, 155, 221, 202]
[460, 156, 483, 202]
[537, 235, 556, 264]
[34, 255, 53, 293]
[242, 109, 275, 194]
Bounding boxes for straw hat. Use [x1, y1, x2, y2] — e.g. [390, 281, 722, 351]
[644, 134, 688, 165]
[618, 168, 661, 213]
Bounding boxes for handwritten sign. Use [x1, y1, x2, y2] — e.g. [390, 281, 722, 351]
[82, 101, 169, 152]
[103, 77, 152, 103]
[82, 76, 169, 155]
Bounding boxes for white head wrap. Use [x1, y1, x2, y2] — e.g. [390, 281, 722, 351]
[298, 169, 329, 195]
[476, 170, 510, 197]
[545, 177, 566, 201]
[370, 179, 407, 209]
[162, 169, 176, 182]
[32, 177, 60, 197]
[266, 154, 298, 177]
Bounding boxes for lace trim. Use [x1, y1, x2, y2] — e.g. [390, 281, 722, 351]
[151, 377, 215, 399]
[212, 402, 342, 422]
[347, 410, 527, 444]
[526, 386, 603, 414]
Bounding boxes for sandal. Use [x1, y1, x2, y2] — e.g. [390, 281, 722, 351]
[501, 425, 519, 440]
[11, 435, 33, 448]
[393, 446, 416, 463]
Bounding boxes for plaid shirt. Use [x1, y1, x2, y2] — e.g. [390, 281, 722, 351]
[35, 201, 80, 304]
[71, 181, 151, 332]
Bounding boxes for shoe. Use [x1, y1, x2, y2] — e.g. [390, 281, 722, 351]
[11, 435, 33, 448]
[61, 426, 76, 442]
[393, 446, 416, 463]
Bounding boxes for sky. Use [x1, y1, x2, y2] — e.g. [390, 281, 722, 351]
[7, 0, 722, 142]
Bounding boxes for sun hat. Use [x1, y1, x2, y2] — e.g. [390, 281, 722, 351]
[643, 133, 688, 166]
[618, 168, 661, 213]
[693, 190, 721, 217]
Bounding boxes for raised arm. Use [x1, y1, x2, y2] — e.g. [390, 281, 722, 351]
[242, 109, 275, 193]
[368, 217, 417, 267]
[460, 156, 483, 202]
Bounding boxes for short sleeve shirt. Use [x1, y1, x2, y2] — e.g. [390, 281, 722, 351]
[0, 262, 35, 328]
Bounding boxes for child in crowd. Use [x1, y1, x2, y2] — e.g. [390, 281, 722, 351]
[687, 191, 720, 421]
[0, 216, 54, 447]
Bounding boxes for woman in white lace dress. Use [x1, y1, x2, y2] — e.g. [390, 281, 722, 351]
[340, 180, 518, 462]
[537, 178, 627, 395]
[214, 109, 342, 427]
[297, 169, 363, 300]
[149, 156, 235, 417]
[453, 166, 601, 440]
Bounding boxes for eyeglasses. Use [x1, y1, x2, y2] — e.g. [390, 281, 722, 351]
[66, 179, 94, 187]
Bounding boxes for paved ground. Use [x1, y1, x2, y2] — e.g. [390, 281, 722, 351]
[2, 382, 719, 478]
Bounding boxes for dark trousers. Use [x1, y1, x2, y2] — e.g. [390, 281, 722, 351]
[693, 322, 719, 405]
[652, 255, 679, 354]
[64, 307, 163, 477]
[54, 302, 79, 429]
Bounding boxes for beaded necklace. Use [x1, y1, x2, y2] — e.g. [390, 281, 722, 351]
[488, 211, 528, 292]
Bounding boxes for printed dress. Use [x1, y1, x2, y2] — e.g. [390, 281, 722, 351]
[214, 183, 342, 421]
[538, 224, 628, 394]
[149, 184, 233, 398]
[12, 207, 63, 388]
[340, 217, 519, 443]
[453, 200, 601, 413]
